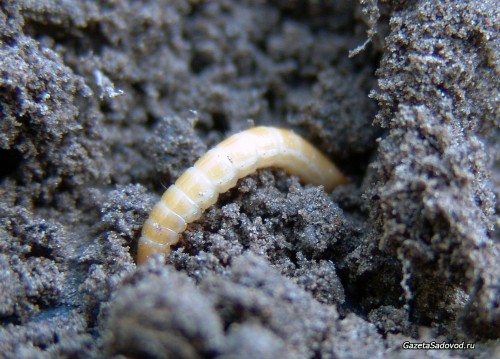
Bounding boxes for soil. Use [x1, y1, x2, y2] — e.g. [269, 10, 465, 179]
[0, 0, 499, 358]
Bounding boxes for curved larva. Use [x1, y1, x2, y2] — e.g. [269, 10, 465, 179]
[137, 126, 347, 264]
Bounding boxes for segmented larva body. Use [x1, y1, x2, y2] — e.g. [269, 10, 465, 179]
[138, 126, 347, 264]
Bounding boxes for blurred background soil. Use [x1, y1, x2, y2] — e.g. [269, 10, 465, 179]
[0, 0, 498, 358]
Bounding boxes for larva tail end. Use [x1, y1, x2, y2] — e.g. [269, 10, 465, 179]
[136, 237, 171, 265]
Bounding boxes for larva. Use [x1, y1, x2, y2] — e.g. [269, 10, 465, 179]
[137, 126, 347, 264]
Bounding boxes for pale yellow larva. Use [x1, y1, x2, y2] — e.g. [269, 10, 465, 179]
[137, 126, 347, 264]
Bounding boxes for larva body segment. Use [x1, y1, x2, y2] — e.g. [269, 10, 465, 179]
[137, 126, 347, 264]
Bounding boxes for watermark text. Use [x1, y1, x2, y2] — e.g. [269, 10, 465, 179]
[402, 341, 475, 350]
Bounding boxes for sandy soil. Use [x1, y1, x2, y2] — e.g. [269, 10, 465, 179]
[0, 0, 498, 358]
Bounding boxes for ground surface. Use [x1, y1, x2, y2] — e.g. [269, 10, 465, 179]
[0, 0, 499, 358]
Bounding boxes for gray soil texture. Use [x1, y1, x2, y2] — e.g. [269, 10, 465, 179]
[0, 0, 499, 358]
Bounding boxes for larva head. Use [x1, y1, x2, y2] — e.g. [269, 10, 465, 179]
[322, 162, 349, 192]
